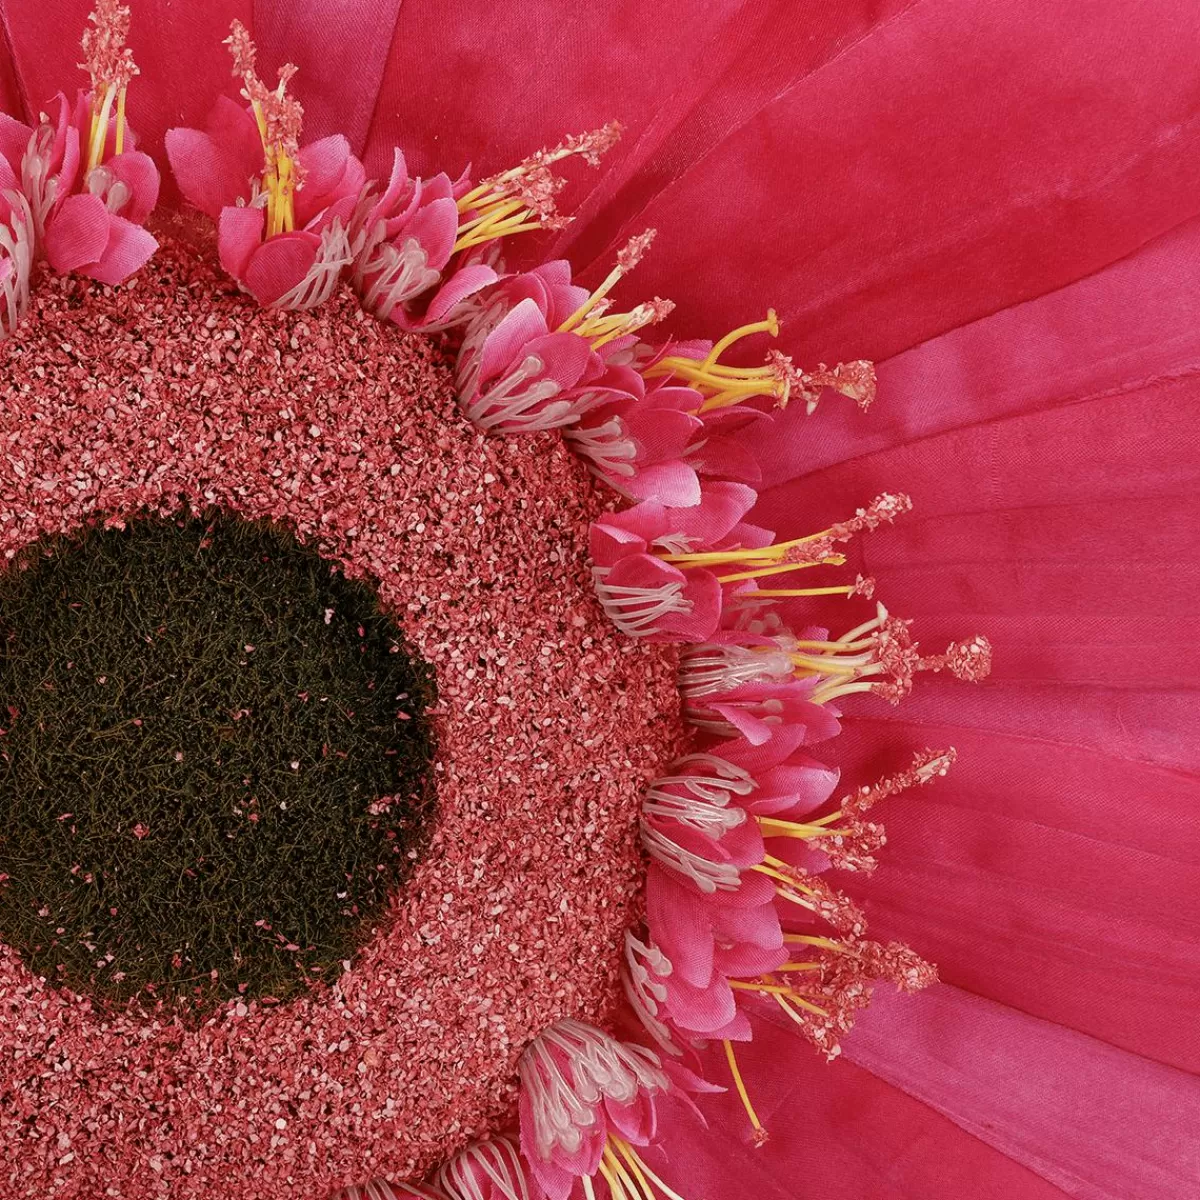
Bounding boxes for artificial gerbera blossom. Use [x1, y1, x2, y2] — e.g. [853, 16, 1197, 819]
[0, 4, 1197, 1200]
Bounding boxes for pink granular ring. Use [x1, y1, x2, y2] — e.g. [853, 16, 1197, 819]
[0, 238, 682, 1198]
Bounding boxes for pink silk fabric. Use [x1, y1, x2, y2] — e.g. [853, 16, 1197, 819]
[0, 2, 1197, 1196]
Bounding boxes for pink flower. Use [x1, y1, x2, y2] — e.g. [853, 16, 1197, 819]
[0, 2, 157, 308]
[347, 148, 498, 331]
[517, 1019, 709, 1200]
[587, 483, 764, 641]
[454, 233, 673, 435]
[166, 22, 365, 309]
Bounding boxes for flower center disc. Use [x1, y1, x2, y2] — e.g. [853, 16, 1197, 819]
[0, 513, 436, 1006]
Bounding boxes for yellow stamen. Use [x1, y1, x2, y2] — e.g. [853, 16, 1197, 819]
[658, 528, 832, 567]
[723, 1039, 766, 1140]
[599, 1156, 632, 1200]
[610, 1140, 656, 1200]
[715, 555, 845, 584]
[745, 584, 860, 599]
[758, 816, 849, 840]
[114, 86, 127, 156]
[646, 311, 790, 412]
[87, 83, 117, 173]
[611, 1136, 687, 1200]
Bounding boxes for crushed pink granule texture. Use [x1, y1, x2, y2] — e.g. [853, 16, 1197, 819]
[0, 234, 683, 1198]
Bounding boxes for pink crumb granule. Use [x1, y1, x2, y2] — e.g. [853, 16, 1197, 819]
[0, 235, 683, 1198]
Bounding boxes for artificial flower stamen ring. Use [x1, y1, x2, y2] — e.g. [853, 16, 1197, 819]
[0, 7, 989, 1198]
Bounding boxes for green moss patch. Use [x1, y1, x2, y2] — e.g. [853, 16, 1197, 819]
[0, 513, 435, 1008]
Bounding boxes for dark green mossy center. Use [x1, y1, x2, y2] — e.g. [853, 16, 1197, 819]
[0, 514, 435, 1008]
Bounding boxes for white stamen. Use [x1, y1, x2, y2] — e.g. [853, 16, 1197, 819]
[592, 567, 693, 637]
[0, 193, 34, 342]
[518, 1019, 668, 1162]
[438, 1137, 532, 1200]
[642, 754, 754, 835]
[640, 819, 742, 893]
[621, 932, 679, 1054]
[271, 220, 352, 311]
[677, 642, 795, 697]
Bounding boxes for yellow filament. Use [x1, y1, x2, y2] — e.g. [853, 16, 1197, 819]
[775, 992, 832, 1030]
[559, 263, 624, 333]
[723, 1039, 766, 1139]
[745, 584, 858, 599]
[452, 197, 544, 254]
[646, 311, 783, 413]
[610, 1140, 656, 1200]
[603, 1145, 654, 1200]
[702, 311, 778, 366]
[611, 1136, 687, 1200]
[114, 88, 127, 156]
[658, 528, 831, 567]
[599, 1157, 631, 1200]
[87, 83, 117, 173]
[582, 1174, 598, 1200]
[715, 555, 845, 585]
[784, 933, 847, 952]
[757, 816, 847, 840]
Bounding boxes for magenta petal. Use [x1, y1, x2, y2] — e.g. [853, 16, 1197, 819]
[671, 481, 760, 545]
[0, 112, 32, 172]
[294, 135, 360, 227]
[624, 461, 702, 507]
[748, 761, 841, 817]
[665, 974, 737, 1035]
[401, 195, 459, 271]
[242, 233, 322, 308]
[82, 215, 157, 286]
[604, 1091, 658, 1147]
[630, 408, 704, 460]
[166, 97, 262, 218]
[588, 520, 649, 569]
[521, 332, 595, 390]
[714, 942, 789, 978]
[105, 151, 161, 224]
[647, 867, 714, 988]
[217, 205, 266, 286]
[423, 263, 499, 324]
[710, 702, 774, 746]
[479, 297, 551, 384]
[42, 193, 110, 275]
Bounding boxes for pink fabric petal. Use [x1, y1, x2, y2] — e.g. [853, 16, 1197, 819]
[841, 985, 1200, 1200]
[165, 96, 263, 218]
[254, 1, 404, 162]
[217, 203, 266, 286]
[242, 231, 321, 308]
[478, 297, 551, 385]
[750, 217, 1200, 1074]
[42, 192, 110, 274]
[105, 150, 161, 224]
[557, 0, 1200, 365]
[82, 214, 157, 286]
[647, 866, 713, 988]
[657, 1024, 1071, 1200]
